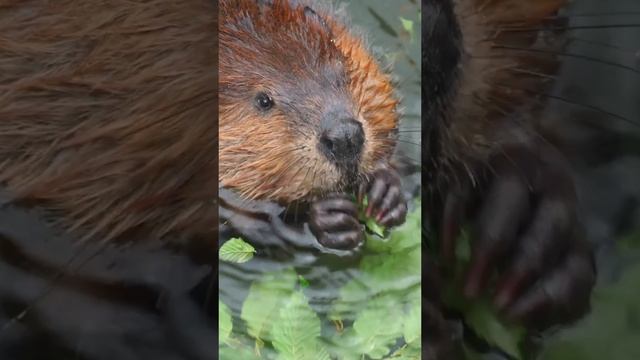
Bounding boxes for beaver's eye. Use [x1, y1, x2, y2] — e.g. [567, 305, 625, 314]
[255, 92, 274, 111]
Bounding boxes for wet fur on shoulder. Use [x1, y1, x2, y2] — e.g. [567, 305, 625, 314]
[219, 0, 399, 203]
[425, 0, 568, 187]
[0, 0, 217, 242]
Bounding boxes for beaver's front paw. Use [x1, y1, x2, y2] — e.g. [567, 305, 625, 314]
[361, 167, 408, 227]
[309, 194, 363, 250]
[433, 142, 595, 330]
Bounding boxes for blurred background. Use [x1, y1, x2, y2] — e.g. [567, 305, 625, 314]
[536, 0, 640, 358]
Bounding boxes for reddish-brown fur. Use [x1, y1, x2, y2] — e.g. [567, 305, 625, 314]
[443, 0, 568, 178]
[219, 0, 399, 203]
[0, 1, 217, 242]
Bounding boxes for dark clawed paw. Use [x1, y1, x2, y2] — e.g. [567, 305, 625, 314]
[435, 142, 596, 330]
[499, 237, 596, 330]
[309, 194, 363, 250]
[361, 167, 408, 228]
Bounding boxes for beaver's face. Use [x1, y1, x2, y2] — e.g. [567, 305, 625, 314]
[219, 0, 399, 202]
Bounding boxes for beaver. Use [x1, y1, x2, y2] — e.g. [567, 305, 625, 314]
[0, 0, 218, 244]
[422, 0, 597, 355]
[219, 0, 409, 250]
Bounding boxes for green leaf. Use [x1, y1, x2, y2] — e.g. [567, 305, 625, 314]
[271, 291, 321, 360]
[437, 227, 525, 359]
[360, 247, 421, 293]
[331, 203, 421, 323]
[403, 290, 421, 344]
[366, 217, 387, 237]
[443, 279, 525, 359]
[358, 196, 387, 237]
[328, 278, 369, 322]
[298, 275, 310, 288]
[399, 17, 414, 33]
[219, 300, 233, 345]
[219, 345, 261, 360]
[328, 328, 369, 360]
[464, 300, 525, 360]
[352, 295, 404, 359]
[315, 345, 333, 360]
[219, 237, 256, 263]
[366, 199, 421, 254]
[618, 231, 640, 251]
[330, 248, 420, 322]
[399, 16, 415, 44]
[330, 296, 404, 359]
[540, 262, 640, 360]
[241, 268, 297, 342]
[389, 342, 422, 360]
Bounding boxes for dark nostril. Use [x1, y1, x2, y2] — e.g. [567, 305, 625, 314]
[320, 135, 334, 153]
[346, 119, 365, 149]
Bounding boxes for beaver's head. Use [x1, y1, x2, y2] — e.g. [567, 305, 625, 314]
[219, 0, 399, 203]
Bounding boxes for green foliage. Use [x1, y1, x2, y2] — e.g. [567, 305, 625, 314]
[618, 231, 640, 252]
[438, 230, 526, 360]
[464, 301, 525, 360]
[352, 295, 405, 358]
[219, 346, 262, 360]
[402, 289, 421, 344]
[399, 17, 415, 43]
[219, 300, 233, 345]
[329, 200, 422, 359]
[271, 291, 324, 360]
[540, 254, 640, 360]
[389, 342, 421, 360]
[219, 237, 256, 263]
[445, 293, 525, 360]
[298, 275, 310, 289]
[365, 198, 421, 254]
[441, 229, 640, 360]
[358, 196, 387, 237]
[219, 199, 422, 359]
[240, 269, 298, 343]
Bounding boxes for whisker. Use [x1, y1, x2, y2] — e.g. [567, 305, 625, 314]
[568, 36, 640, 55]
[395, 139, 422, 147]
[499, 24, 640, 33]
[507, 67, 557, 80]
[493, 82, 640, 128]
[489, 45, 640, 75]
[554, 11, 640, 19]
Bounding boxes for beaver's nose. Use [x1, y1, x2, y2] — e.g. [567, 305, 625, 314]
[319, 117, 364, 163]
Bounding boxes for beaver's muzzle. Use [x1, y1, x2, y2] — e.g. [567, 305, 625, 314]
[317, 116, 364, 169]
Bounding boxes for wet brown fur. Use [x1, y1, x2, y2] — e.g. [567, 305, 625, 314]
[442, 0, 568, 182]
[0, 0, 217, 242]
[219, 0, 399, 203]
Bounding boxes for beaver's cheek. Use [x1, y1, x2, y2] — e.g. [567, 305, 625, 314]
[357, 121, 384, 173]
